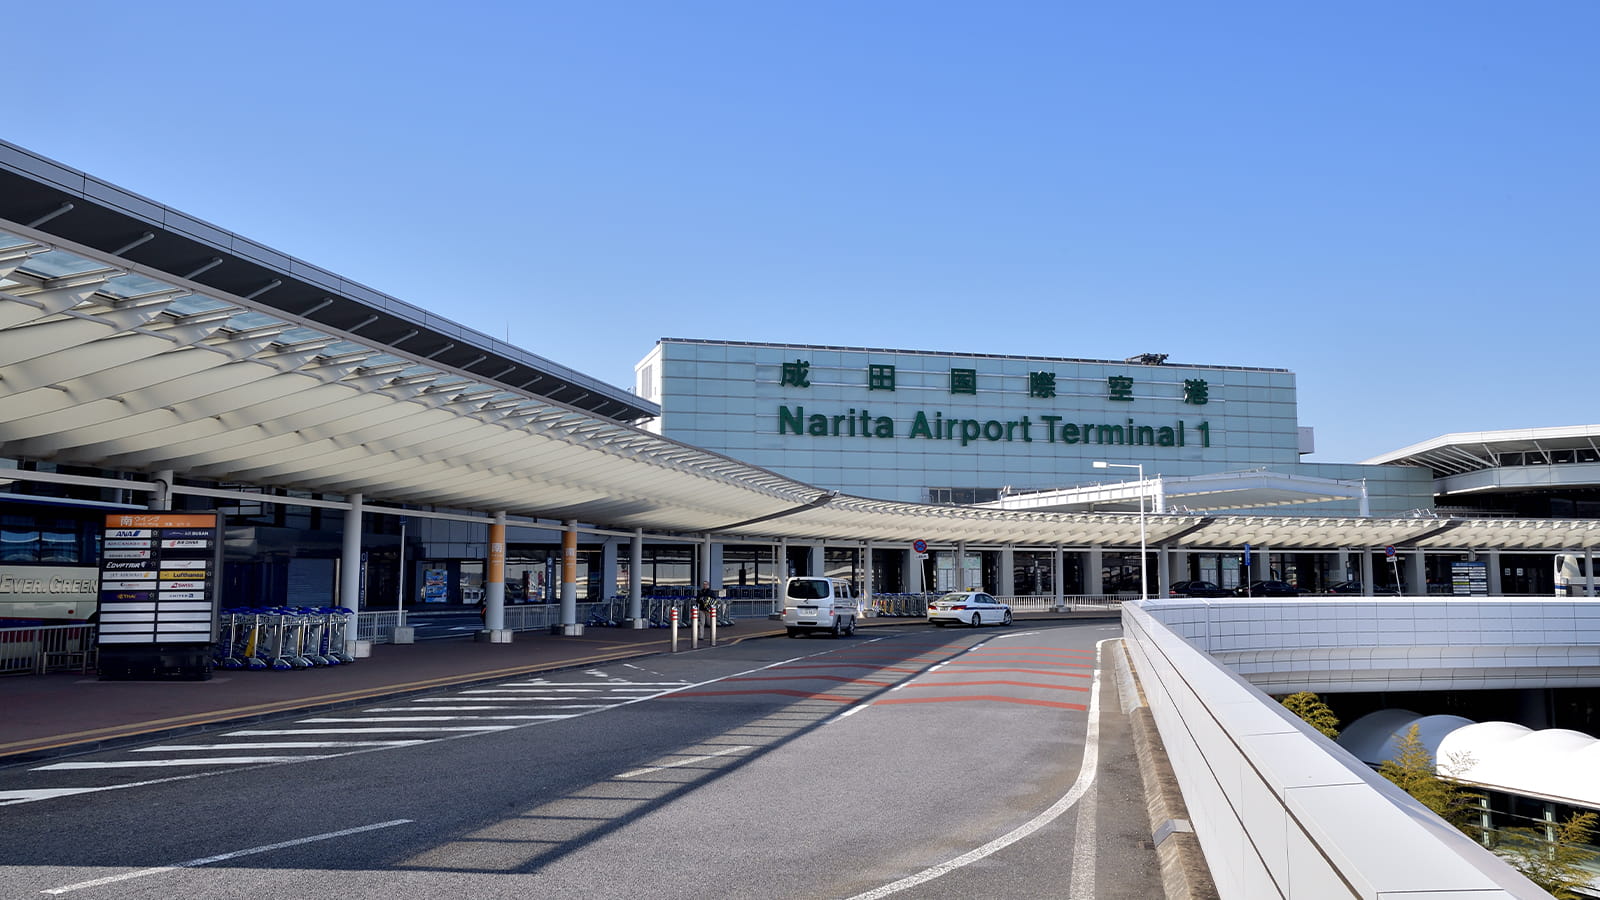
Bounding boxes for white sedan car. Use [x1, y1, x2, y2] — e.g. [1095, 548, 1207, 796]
[927, 591, 1013, 627]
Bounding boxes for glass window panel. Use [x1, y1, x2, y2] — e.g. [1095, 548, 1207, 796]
[1, 515, 41, 562]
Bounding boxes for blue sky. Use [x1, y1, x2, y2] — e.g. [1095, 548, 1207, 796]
[9, 1, 1596, 463]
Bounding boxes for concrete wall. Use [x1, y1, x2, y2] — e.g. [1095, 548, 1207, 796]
[1147, 597, 1600, 694]
[1121, 602, 1545, 898]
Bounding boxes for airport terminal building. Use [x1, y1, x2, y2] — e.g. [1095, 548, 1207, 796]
[3, 136, 1600, 620]
[635, 338, 1434, 516]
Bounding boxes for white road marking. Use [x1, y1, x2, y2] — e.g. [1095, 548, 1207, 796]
[1068, 775, 1099, 899]
[35, 756, 337, 770]
[225, 726, 515, 735]
[297, 716, 566, 722]
[845, 639, 1106, 900]
[465, 687, 601, 692]
[41, 818, 413, 895]
[133, 741, 426, 751]
[617, 745, 754, 778]
[0, 787, 108, 804]
[367, 705, 515, 711]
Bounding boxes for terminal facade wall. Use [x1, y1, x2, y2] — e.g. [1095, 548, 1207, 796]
[636, 339, 1434, 516]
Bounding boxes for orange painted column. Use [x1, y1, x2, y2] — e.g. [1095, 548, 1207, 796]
[560, 520, 578, 630]
[485, 512, 506, 632]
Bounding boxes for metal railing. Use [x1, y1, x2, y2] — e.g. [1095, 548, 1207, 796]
[0, 624, 99, 675]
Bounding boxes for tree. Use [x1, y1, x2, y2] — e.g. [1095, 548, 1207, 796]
[1280, 691, 1340, 739]
[1377, 724, 1483, 837]
[1492, 810, 1599, 899]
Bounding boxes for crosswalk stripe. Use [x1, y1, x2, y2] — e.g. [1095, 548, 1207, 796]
[225, 726, 517, 735]
[133, 741, 427, 751]
[35, 756, 337, 770]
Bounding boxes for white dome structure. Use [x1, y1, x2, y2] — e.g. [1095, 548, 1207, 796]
[1338, 710, 1476, 768]
[1339, 710, 1600, 808]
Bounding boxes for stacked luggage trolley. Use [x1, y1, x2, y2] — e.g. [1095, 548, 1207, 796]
[214, 606, 357, 671]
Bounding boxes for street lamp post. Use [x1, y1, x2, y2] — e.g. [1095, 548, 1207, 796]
[1094, 461, 1147, 600]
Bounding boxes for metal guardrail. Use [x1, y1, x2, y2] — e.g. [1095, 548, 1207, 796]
[0, 624, 99, 675]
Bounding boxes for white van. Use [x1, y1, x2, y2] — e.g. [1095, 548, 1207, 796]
[779, 576, 858, 638]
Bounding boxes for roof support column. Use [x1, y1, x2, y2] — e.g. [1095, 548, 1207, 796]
[601, 536, 619, 608]
[1586, 549, 1595, 598]
[807, 543, 824, 577]
[628, 530, 645, 628]
[699, 535, 721, 591]
[776, 539, 788, 612]
[1052, 545, 1063, 610]
[1360, 549, 1375, 596]
[559, 521, 580, 634]
[482, 511, 510, 640]
[863, 541, 875, 614]
[956, 541, 967, 591]
[1407, 549, 1426, 597]
[901, 546, 921, 596]
[999, 545, 1014, 600]
[1087, 546, 1103, 596]
[340, 493, 363, 653]
[1337, 549, 1351, 583]
[149, 470, 174, 511]
[1487, 549, 1503, 595]
[1161, 546, 1180, 598]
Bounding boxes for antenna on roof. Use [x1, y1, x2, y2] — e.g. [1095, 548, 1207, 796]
[1126, 353, 1168, 365]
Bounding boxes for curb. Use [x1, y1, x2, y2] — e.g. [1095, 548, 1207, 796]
[1111, 639, 1220, 900]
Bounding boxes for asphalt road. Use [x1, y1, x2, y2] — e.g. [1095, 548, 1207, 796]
[0, 620, 1157, 899]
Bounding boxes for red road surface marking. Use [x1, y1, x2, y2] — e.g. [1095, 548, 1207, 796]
[897, 680, 1088, 692]
[725, 675, 894, 686]
[924, 667, 1090, 678]
[874, 695, 1087, 710]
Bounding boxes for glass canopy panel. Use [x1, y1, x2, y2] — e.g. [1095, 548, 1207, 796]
[225, 311, 289, 330]
[167, 295, 237, 316]
[274, 326, 328, 344]
[18, 249, 107, 278]
[100, 271, 178, 299]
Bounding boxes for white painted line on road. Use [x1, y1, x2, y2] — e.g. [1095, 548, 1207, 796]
[845, 639, 1106, 900]
[34, 756, 338, 770]
[467, 686, 602, 692]
[617, 745, 754, 778]
[0, 787, 107, 804]
[1068, 770, 1099, 899]
[41, 818, 414, 895]
[297, 716, 566, 723]
[313, 715, 572, 722]
[133, 741, 427, 751]
[367, 705, 517, 711]
[408, 700, 607, 708]
[226, 726, 515, 735]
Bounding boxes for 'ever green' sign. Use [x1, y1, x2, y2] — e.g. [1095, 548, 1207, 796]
[777, 405, 1210, 449]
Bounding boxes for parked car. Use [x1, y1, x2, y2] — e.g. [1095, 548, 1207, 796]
[927, 590, 1013, 627]
[1235, 580, 1298, 597]
[1169, 580, 1230, 598]
[780, 576, 858, 638]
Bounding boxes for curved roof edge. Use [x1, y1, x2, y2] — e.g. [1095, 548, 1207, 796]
[0, 139, 658, 424]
